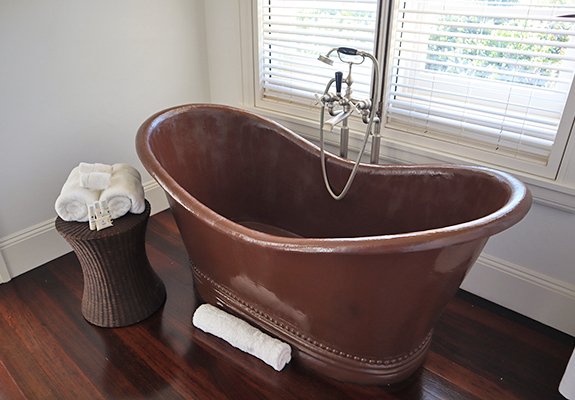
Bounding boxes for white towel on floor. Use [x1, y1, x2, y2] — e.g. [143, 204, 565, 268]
[560, 348, 575, 400]
[99, 163, 145, 219]
[192, 304, 292, 371]
[78, 162, 112, 190]
[55, 167, 101, 222]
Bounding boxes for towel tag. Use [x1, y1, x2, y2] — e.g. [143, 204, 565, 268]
[88, 204, 97, 230]
[88, 200, 114, 231]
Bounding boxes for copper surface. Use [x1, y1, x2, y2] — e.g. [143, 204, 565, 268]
[136, 104, 531, 384]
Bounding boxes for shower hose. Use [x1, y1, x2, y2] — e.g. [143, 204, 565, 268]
[318, 67, 379, 201]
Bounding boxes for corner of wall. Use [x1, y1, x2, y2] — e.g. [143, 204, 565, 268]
[203, 0, 247, 106]
[0, 181, 169, 283]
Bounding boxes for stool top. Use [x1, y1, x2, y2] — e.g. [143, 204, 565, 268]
[55, 200, 151, 240]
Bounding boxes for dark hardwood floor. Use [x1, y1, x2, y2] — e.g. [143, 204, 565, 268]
[0, 210, 573, 399]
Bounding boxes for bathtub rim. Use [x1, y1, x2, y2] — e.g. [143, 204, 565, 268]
[136, 103, 532, 254]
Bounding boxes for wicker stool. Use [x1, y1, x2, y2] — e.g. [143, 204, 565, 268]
[55, 200, 166, 327]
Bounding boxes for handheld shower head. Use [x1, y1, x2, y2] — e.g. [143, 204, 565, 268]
[317, 54, 334, 66]
[318, 47, 338, 66]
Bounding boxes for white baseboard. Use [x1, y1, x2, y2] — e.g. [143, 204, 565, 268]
[142, 180, 170, 215]
[0, 253, 9, 284]
[462, 253, 575, 336]
[0, 181, 169, 284]
[1, 185, 573, 336]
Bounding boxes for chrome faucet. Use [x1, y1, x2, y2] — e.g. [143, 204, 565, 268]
[323, 107, 354, 133]
[317, 47, 381, 162]
[316, 47, 381, 200]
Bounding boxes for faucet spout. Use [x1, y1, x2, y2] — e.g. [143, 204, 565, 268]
[322, 107, 354, 132]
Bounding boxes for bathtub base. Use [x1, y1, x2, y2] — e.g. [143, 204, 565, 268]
[192, 265, 432, 385]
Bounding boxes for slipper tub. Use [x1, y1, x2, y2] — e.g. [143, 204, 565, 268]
[136, 104, 531, 385]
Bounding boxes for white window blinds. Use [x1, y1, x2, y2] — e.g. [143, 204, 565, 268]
[384, 0, 575, 168]
[258, 0, 378, 107]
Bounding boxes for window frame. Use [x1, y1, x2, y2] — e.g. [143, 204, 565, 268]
[240, 0, 575, 212]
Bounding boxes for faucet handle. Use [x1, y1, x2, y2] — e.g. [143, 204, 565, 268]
[338, 47, 358, 56]
[335, 71, 343, 96]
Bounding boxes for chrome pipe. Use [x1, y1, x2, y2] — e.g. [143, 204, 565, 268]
[370, 118, 382, 164]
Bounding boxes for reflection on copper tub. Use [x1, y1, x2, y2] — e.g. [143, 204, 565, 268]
[136, 104, 531, 385]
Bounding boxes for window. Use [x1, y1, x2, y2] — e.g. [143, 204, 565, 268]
[255, 0, 575, 179]
[257, 0, 378, 107]
[385, 0, 575, 178]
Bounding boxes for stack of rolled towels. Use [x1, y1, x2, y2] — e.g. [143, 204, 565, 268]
[55, 162, 145, 222]
[193, 303, 292, 371]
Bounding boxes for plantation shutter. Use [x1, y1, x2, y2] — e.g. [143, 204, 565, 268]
[384, 0, 575, 167]
[259, 0, 379, 106]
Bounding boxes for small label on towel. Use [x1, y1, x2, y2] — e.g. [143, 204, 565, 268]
[88, 204, 97, 231]
[88, 200, 113, 231]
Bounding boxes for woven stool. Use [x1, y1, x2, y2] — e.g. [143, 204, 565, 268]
[55, 200, 166, 327]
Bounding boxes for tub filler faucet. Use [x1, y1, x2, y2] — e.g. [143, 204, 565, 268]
[316, 47, 381, 200]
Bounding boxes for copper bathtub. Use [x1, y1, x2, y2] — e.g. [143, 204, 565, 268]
[136, 104, 531, 385]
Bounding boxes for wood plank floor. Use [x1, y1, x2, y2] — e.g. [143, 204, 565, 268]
[0, 210, 573, 399]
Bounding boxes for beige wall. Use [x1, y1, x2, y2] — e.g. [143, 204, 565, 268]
[0, 0, 210, 236]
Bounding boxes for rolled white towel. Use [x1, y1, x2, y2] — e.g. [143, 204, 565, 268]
[99, 163, 145, 219]
[78, 162, 112, 190]
[560, 347, 575, 400]
[193, 304, 292, 371]
[55, 167, 101, 222]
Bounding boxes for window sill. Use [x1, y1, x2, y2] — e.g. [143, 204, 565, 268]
[246, 104, 575, 214]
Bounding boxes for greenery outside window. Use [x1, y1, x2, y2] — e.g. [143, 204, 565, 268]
[384, 0, 575, 178]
